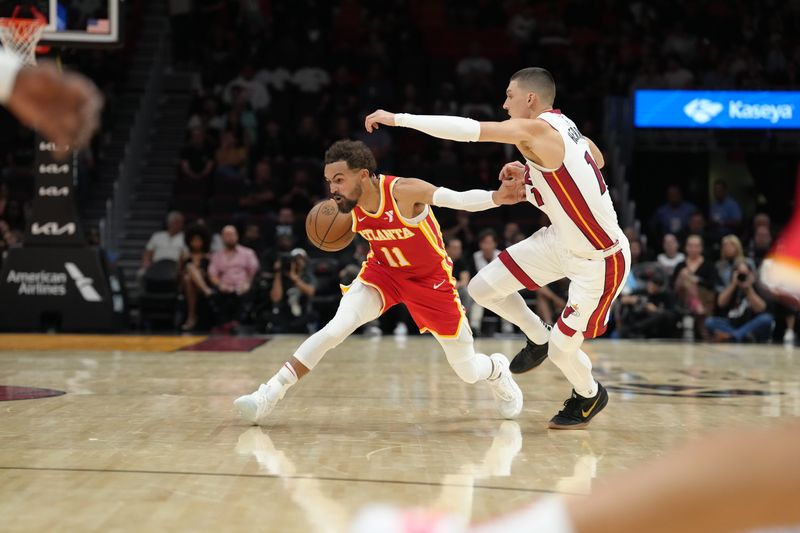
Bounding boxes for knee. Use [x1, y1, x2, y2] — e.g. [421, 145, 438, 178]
[549, 324, 583, 361]
[468, 273, 497, 306]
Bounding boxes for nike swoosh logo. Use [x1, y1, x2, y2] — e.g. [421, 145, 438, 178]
[581, 396, 601, 418]
[357, 216, 367, 222]
[433, 280, 445, 289]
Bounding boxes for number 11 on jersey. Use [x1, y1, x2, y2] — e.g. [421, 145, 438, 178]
[380, 247, 411, 267]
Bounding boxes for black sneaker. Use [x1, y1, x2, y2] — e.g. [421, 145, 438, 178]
[509, 323, 552, 374]
[548, 383, 608, 430]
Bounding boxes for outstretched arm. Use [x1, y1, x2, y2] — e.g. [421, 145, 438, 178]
[393, 176, 525, 213]
[365, 109, 543, 145]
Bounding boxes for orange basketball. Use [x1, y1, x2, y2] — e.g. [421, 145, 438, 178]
[306, 199, 356, 252]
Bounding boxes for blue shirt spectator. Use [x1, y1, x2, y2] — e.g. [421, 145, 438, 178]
[651, 185, 697, 238]
[710, 180, 742, 236]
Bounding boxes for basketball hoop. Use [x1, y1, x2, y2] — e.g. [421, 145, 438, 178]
[0, 6, 49, 66]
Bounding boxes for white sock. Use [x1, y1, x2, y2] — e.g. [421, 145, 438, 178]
[265, 363, 298, 397]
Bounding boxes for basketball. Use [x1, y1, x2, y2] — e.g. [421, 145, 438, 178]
[306, 199, 355, 252]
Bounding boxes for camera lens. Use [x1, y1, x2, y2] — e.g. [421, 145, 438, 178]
[737, 272, 747, 282]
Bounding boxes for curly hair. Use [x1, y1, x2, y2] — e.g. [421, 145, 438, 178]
[184, 223, 211, 253]
[324, 140, 377, 173]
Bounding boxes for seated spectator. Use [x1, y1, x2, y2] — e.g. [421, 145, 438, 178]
[280, 168, 314, 213]
[705, 260, 774, 343]
[223, 64, 270, 112]
[179, 128, 214, 183]
[748, 225, 773, 269]
[268, 247, 318, 333]
[445, 237, 472, 312]
[469, 229, 509, 333]
[442, 211, 475, 249]
[709, 179, 743, 237]
[657, 233, 686, 276]
[214, 130, 248, 181]
[187, 96, 224, 136]
[672, 235, 718, 338]
[180, 224, 213, 331]
[616, 272, 680, 339]
[239, 159, 277, 214]
[140, 211, 185, 277]
[208, 225, 260, 332]
[715, 235, 755, 291]
[240, 222, 267, 258]
[650, 185, 696, 240]
[687, 211, 718, 258]
[502, 222, 522, 249]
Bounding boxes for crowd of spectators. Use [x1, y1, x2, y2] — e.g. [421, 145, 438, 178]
[132, 0, 799, 340]
[1, 1, 796, 340]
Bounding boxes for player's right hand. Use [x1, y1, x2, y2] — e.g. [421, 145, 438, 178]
[499, 161, 526, 182]
[364, 109, 396, 133]
[7, 61, 104, 157]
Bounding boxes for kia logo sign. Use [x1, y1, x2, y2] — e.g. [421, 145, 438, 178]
[38, 186, 70, 197]
[31, 222, 76, 236]
[38, 164, 70, 175]
[635, 90, 800, 129]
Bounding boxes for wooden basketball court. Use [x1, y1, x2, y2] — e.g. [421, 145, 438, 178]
[1, 335, 797, 531]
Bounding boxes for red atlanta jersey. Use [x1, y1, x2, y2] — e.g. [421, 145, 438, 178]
[351, 174, 453, 278]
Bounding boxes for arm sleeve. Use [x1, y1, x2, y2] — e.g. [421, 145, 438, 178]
[0, 49, 22, 105]
[432, 187, 498, 212]
[395, 113, 480, 142]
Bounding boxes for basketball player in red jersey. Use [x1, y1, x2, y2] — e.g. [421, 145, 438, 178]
[234, 140, 525, 424]
[365, 67, 630, 429]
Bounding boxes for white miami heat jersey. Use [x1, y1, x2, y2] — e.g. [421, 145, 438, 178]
[523, 110, 623, 253]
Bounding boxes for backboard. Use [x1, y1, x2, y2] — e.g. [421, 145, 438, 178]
[0, 0, 120, 46]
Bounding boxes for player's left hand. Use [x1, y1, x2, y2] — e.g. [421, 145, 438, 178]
[493, 176, 526, 205]
[364, 109, 396, 133]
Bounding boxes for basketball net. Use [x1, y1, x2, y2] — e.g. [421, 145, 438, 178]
[0, 7, 48, 66]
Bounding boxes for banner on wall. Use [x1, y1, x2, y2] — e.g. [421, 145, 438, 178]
[634, 90, 800, 129]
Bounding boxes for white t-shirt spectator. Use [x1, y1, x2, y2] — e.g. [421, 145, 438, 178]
[257, 67, 292, 91]
[146, 231, 186, 263]
[657, 252, 686, 276]
[223, 78, 270, 111]
[473, 249, 500, 272]
[293, 67, 330, 93]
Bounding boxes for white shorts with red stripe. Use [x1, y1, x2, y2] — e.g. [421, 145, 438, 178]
[493, 225, 630, 339]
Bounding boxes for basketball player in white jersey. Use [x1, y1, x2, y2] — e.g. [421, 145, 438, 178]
[0, 48, 102, 152]
[365, 67, 631, 429]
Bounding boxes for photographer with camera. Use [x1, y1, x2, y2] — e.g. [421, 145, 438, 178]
[705, 260, 774, 343]
[615, 271, 680, 339]
[268, 247, 318, 333]
[208, 225, 260, 333]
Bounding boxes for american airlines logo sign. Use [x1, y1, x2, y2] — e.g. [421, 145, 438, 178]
[31, 222, 76, 236]
[38, 186, 70, 197]
[38, 163, 70, 175]
[5, 263, 101, 301]
[636, 90, 800, 129]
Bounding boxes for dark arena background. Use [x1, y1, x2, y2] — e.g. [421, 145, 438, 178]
[1, 1, 799, 532]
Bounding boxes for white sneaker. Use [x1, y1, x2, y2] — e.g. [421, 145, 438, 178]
[486, 353, 523, 419]
[784, 329, 795, 346]
[233, 383, 283, 425]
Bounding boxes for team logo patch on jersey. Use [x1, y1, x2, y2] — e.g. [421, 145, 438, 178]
[563, 303, 580, 319]
[385, 210, 394, 223]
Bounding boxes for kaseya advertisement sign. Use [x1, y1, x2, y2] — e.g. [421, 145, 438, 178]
[634, 90, 800, 129]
